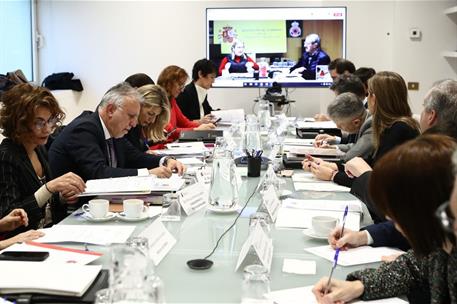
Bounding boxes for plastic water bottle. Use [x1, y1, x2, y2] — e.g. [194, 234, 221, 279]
[257, 99, 271, 131]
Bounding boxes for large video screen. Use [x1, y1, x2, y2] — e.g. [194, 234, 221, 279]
[206, 7, 347, 88]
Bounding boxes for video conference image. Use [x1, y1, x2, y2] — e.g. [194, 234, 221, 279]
[206, 7, 347, 88]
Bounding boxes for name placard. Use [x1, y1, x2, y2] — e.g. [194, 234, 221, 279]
[261, 185, 281, 222]
[235, 224, 273, 272]
[138, 220, 176, 266]
[178, 182, 208, 216]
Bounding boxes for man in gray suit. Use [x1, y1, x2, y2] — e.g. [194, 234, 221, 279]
[314, 92, 373, 162]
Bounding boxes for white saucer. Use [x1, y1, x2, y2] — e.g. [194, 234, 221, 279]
[207, 204, 241, 214]
[303, 228, 328, 240]
[117, 212, 150, 222]
[82, 212, 117, 222]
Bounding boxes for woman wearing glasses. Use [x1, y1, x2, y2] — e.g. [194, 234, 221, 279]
[0, 84, 85, 236]
[312, 134, 456, 303]
[154, 65, 215, 147]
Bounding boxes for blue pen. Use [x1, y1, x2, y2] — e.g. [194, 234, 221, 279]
[324, 205, 349, 294]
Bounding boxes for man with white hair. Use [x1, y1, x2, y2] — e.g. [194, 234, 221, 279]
[49, 82, 185, 182]
[289, 33, 330, 80]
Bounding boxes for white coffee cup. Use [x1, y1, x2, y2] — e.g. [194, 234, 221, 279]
[311, 216, 338, 237]
[123, 199, 146, 218]
[82, 199, 109, 218]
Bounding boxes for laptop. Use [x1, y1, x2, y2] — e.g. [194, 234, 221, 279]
[179, 130, 223, 143]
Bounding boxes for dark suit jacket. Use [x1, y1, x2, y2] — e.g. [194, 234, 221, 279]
[176, 82, 213, 120]
[363, 221, 410, 252]
[48, 111, 161, 181]
[125, 125, 148, 152]
[0, 139, 66, 232]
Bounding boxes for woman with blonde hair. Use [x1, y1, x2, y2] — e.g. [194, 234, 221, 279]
[125, 84, 170, 152]
[156, 65, 214, 145]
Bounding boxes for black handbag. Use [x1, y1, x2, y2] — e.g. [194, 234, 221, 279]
[42, 72, 83, 91]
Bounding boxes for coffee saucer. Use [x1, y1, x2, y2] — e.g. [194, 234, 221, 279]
[303, 228, 328, 240]
[207, 204, 241, 214]
[117, 212, 150, 222]
[82, 212, 117, 222]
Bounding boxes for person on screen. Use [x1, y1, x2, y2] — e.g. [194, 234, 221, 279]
[289, 33, 330, 80]
[218, 40, 259, 76]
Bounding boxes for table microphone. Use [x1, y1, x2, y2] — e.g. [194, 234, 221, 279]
[186, 185, 258, 270]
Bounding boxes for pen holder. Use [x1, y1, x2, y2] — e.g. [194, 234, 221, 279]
[247, 157, 261, 177]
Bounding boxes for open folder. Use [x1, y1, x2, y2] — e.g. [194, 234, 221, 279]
[79, 175, 185, 196]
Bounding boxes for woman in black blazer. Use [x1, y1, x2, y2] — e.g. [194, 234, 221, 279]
[0, 84, 85, 235]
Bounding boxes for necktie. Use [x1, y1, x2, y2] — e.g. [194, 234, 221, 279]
[106, 138, 117, 168]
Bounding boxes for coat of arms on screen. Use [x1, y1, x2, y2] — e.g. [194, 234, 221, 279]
[218, 26, 237, 43]
[289, 21, 302, 38]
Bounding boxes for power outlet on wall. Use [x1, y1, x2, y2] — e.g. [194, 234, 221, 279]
[407, 82, 420, 90]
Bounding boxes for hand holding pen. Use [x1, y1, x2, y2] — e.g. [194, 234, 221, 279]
[324, 205, 349, 294]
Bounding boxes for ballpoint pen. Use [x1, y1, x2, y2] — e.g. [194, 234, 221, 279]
[324, 205, 349, 294]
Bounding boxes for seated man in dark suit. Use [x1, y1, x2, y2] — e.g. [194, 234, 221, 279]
[49, 82, 185, 181]
[289, 33, 331, 80]
[177, 59, 218, 124]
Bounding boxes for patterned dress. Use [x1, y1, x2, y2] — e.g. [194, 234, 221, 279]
[347, 249, 457, 303]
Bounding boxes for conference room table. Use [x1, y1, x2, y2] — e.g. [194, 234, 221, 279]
[60, 168, 376, 303]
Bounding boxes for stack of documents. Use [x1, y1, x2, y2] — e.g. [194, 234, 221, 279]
[211, 109, 245, 124]
[0, 262, 101, 297]
[305, 245, 404, 266]
[80, 175, 185, 196]
[282, 198, 363, 213]
[36, 225, 136, 245]
[158, 142, 209, 157]
[296, 120, 338, 129]
[1, 241, 102, 264]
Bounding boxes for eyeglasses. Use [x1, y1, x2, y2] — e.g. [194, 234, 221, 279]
[435, 200, 455, 233]
[33, 117, 59, 131]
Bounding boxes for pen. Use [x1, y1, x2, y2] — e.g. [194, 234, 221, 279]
[324, 205, 349, 294]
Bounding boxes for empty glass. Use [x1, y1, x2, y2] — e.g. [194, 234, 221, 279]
[241, 264, 272, 304]
[161, 193, 181, 221]
[94, 288, 113, 304]
[126, 236, 149, 257]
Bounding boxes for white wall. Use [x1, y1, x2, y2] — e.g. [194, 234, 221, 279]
[37, 0, 457, 123]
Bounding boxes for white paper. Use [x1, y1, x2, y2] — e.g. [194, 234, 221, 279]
[148, 206, 163, 218]
[305, 245, 404, 266]
[288, 146, 342, 156]
[296, 120, 337, 129]
[1, 241, 102, 265]
[36, 225, 136, 245]
[156, 147, 208, 155]
[292, 172, 326, 183]
[282, 198, 363, 213]
[177, 182, 208, 216]
[283, 138, 314, 146]
[176, 157, 204, 166]
[262, 185, 281, 222]
[166, 142, 206, 149]
[267, 286, 408, 304]
[294, 182, 350, 192]
[0, 262, 101, 297]
[235, 224, 273, 272]
[275, 207, 360, 231]
[138, 220, 176, 266]
[211, 109, 245, 123]
[80, 175, 185, 196]
[282, 259, 316, 275]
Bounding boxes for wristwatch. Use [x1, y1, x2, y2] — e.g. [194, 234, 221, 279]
[163, 156, 176, 167]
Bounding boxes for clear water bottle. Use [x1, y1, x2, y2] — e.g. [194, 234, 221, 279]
[257, 98, 271, 131]
[241, 264, 273, 304]
[245, 122, 261, 153]
[209, 150, 239, 209]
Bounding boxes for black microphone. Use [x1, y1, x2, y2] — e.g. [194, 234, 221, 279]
[186, 183, 259, 270]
